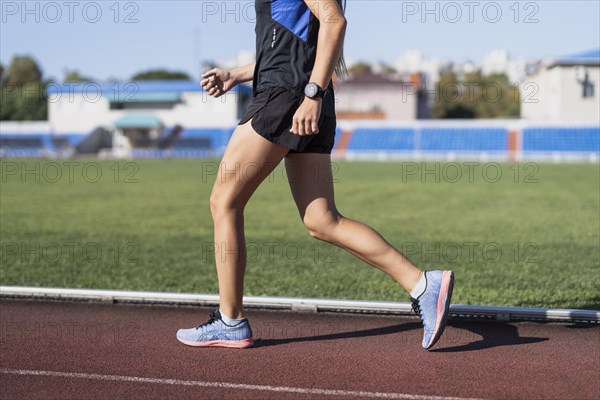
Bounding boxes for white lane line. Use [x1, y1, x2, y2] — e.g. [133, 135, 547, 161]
[0, 368, 481, 400]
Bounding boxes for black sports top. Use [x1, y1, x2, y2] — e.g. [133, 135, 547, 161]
[253, 0, 334, 97]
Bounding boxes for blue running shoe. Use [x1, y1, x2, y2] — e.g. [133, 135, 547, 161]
[176, 310, 254, 348]
[410, 270, 454, 350]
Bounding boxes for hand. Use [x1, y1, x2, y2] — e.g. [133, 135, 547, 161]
[289, 97, 322, 136]
[200, 68, 237, 97]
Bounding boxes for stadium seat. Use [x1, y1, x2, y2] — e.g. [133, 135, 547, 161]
[419, 127, 506, 152]
[0, 136, 47, 157]
[523, 126, 600, 153]
[346, 128, 414, 151]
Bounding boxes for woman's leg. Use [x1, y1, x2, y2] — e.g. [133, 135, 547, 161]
[284, 153, 422, 292]
[210, 120, 289, 319]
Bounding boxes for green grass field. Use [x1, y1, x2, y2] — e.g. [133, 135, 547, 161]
[1, 159, 599, 309]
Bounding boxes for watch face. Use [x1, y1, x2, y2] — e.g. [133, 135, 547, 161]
[305, 83, 317, 98]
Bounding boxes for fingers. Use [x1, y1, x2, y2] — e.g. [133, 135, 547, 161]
[200, 69, 216, 88]
[289, 98, 321, 135]
[200, 76, 212, 90]
[200, 68, 221, 93]
[208, 86, 224, 97]
[290, 116, 308, 135]
[201, 68, 218, 78]
[304, 119, 313, 136]
[311, 118, 319, 135]
[201, 75, 224, 97]
[290, 116, 318, 136]
[290, 116, 300, 135]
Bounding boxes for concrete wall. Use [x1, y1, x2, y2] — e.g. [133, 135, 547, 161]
[335, 84, 417, 120]
[559, 65, 600, 121]
[47, 91, 242, 134]
[522, 65, 600, 122]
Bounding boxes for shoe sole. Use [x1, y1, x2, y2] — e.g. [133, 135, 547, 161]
[177, 337, 254, 349]
[425, 270, 454, 350]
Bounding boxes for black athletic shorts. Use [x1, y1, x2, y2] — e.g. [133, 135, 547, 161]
[238, 86, 337, 154]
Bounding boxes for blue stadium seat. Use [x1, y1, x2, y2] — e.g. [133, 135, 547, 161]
[173, 138, 212, 150]
[130, 148, 214, 158]
[0, 136, 45, 149]
[3, 125, 599, 160]
[419, 127, 506, 152]
[179, 128, 235, 151]
[345, 126, 507, 153]
[131, 149, 165, 158]
[48, 134, 86, 152]
[523, 127, 600, 153]
[346, 128, 414, 151]
[0, 135, 47, 157]
[331, 127, 344, 149]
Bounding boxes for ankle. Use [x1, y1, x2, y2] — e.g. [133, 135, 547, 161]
[219, 307, 243, 320]
[409, 270, 427, 298]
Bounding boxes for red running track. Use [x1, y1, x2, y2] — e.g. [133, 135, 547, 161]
[1, 300, 599, 400]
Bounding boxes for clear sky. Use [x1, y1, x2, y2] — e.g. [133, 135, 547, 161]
[1, 0, 599, 81]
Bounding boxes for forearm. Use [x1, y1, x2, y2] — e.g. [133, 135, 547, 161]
[230, 62, 256, 84]
[309, 17, 347, 89]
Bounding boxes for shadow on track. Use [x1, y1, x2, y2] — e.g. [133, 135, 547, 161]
[565, 323, 599, 329]
[255, 321, 422, 348]
[430, 321, 549, 353]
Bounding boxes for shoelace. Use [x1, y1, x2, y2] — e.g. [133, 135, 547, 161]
[410, 297, 423, 321]
[195, 310, 218, 330]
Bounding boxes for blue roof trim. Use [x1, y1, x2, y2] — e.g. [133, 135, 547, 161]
[114, 114, 163, 128]
[554, 49, 600, 66]
[272, 0, 311, 42]
[46, 81, 253, 96]
[110, 92, 181, 103]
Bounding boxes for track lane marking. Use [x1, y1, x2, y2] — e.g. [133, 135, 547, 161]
[1, 368, 482, 400]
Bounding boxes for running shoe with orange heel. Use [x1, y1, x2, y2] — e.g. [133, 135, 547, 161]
[176, 310, 254, 349]
[410, 270, 454, 350]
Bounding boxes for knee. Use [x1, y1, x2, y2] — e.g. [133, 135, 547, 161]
[209, 189, 223, 219]
[210, 187, 241, 220]
[303, 212, 341, 242]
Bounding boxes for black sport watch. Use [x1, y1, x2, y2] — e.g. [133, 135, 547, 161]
[304, 82, 325, 99]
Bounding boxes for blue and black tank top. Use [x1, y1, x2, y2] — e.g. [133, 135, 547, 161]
[253, 0, 334, 96]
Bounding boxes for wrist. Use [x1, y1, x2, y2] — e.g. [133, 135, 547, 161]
[305, 96, 323, 103]
[229, 69, 240, 85]
[304, 82, 326, 100]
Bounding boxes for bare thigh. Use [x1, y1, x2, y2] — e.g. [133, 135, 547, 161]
[284, 152, 421, 292]
[211, 120, 290, 210]
[284, 152, 339, 230]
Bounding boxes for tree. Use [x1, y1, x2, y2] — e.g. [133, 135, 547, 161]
[11, 83, 47, 120]
[432, 70, 520, 119]
[131, 69, 191, 81]
[432, 69, 465, 118]
[0, 87, 18, 120]
[461, 72, 520, 118]
[0, 63, 5, 83]
[0, 56, 47, 120]
[5, 55, 42, 85]
[481, 73, 520, 118]
[460, 71, 486, 117]
[64, 70, 93, 82]
[378, 63, 397, 76]
[348, 62, 372, 76]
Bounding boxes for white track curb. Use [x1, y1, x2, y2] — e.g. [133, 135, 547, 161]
[1, 286, 598, 322]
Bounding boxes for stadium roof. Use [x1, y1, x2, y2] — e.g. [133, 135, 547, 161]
[113, 114, 163, 129]
[551, 49, 600, 67]
[115, 92, 181, 103]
